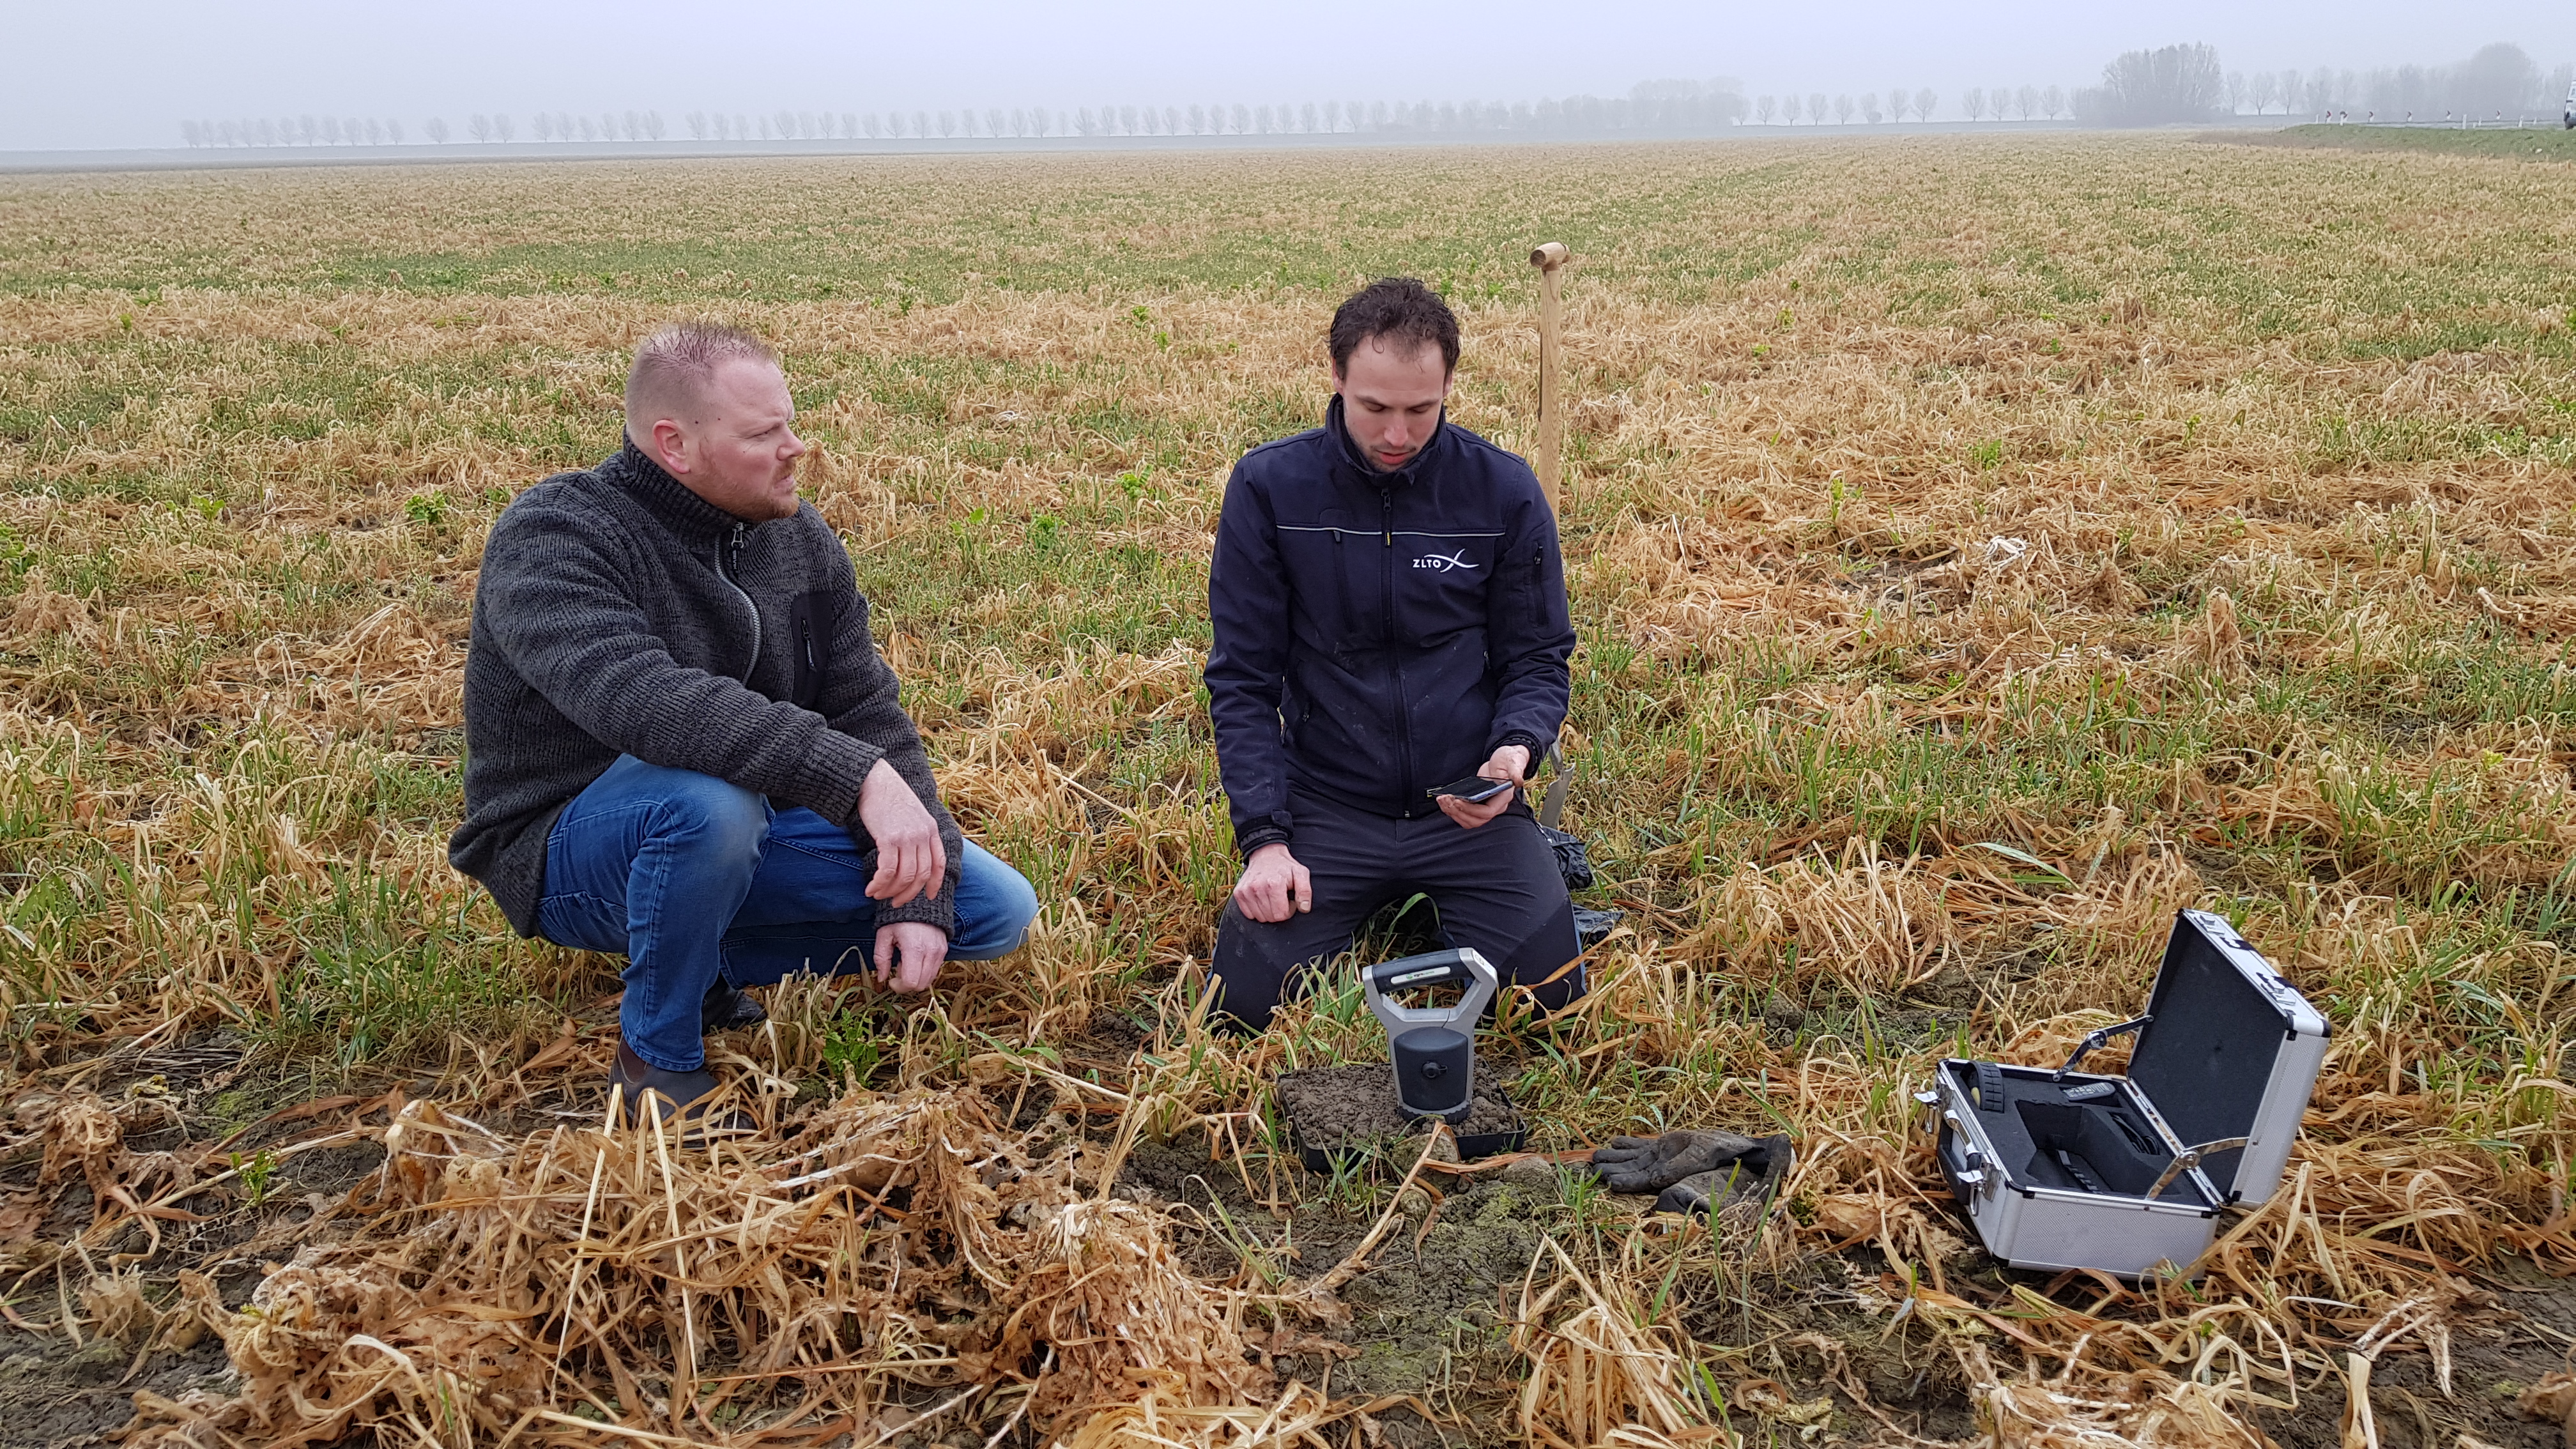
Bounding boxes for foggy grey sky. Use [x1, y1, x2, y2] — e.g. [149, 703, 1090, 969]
[6, 0, 2571, 150]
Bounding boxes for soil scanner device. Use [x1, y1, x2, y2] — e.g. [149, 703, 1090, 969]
[1363, 948, 1498, 1125]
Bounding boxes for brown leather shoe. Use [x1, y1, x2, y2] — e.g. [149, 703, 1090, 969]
[608, 1043, 754, 1139]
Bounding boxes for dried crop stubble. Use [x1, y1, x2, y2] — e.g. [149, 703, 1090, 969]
[3, 135, 2575, 1445]
[123, 1090, 1294, 1447]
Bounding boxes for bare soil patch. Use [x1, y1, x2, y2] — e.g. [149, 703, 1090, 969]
[1275, 1062, 1524, 1157]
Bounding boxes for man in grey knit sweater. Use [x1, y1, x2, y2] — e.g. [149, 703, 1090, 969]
[450, 322, 1038, 1124]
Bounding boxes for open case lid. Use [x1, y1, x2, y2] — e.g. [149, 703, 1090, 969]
[2128, 910, 2330, 1204]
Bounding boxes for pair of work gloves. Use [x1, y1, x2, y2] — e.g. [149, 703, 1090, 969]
[1588, 1128, 1788, 1216]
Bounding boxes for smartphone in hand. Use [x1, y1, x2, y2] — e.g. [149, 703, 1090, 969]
[1426, 775, 1513, 804]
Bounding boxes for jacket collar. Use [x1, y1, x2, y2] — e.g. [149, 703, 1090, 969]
[601, 438, 745, 542]
[1328, 394, 1448, 489]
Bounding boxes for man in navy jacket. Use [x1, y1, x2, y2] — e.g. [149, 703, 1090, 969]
[1204, 278, 1584, 1030]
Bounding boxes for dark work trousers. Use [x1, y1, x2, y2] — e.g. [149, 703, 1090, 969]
[1209, 785, 1584, 1031]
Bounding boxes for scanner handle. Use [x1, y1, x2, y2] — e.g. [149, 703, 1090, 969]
[1363, 948, 1498, 1036]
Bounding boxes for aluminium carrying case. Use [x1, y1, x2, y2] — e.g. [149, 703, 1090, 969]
[1920, 908, 2329, 1279]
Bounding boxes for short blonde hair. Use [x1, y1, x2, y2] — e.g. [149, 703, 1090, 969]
[624, 321, 778, 437]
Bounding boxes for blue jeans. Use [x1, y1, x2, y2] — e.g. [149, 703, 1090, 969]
[537, 755, 1039, 1071]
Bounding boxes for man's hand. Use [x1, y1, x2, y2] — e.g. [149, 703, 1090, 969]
[1232, 843, 1312, 924]
[874, 920, 950, 993]
[857, 758, 946, 908]
[1436, 744, 1531, 830]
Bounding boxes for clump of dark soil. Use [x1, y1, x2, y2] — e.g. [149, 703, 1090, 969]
[2242, 1253, 2576, 1449]
[1118, 1137, 1551, 1443]
[1117, 1136, 1984, 1446]
[1276, 1062, 1522, 1157]
[0, 1335, 234, 1449]
[1687, 1248, 1981, 1443]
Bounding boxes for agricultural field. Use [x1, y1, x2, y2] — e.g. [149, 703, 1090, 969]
[2244, 123, 2576, 164]
[3, 133, 2576, 1448]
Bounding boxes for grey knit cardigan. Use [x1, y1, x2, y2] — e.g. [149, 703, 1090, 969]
[447, 441, 962, 937]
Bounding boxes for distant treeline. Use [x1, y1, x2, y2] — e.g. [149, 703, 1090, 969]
[176, 45, 2568, 150]
[1748, 88, 2062, 124]
[2264, 43, 2572, 122]
[181, 85, 1762, 148]
[185, 89, 2087, 150]
[2083, 41, 2572, 126]
[185, 116, 431, 147]
[681, 89, 1757, 141]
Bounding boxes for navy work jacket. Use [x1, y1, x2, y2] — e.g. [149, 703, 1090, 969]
[1205, 394, 1576, 857]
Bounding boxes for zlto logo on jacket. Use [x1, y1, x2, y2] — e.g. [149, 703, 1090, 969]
[1413, 550, 1478, 572]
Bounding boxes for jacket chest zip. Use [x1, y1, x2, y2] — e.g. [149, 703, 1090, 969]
[1379, 489, 1420, 816]
[717, 521, 762, 678]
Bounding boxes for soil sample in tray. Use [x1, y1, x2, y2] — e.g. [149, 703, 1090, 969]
[1276, 1061, 1525, 1166]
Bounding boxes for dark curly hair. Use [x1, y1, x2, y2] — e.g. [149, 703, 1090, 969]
[1328, 277, 1460, 375]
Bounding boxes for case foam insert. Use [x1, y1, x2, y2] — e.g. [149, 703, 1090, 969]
[1945, 1061, 2211, 1208]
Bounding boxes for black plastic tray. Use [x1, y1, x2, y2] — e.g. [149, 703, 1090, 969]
[1278, 1073, 1528, 1172]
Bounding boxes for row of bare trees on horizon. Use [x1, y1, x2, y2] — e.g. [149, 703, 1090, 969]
[172, 93, 2069, 151]
[164, 44, 2576, 151]
[182, 96, 1758, 148]
[1749, 86, 2062, 125]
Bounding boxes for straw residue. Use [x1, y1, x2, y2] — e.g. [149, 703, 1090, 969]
[129, 1089, 1269, 1446]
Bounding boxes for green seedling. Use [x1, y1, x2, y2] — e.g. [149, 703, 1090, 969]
[231, 1147, 279, 1208]
[820, 1016, 884, 1085]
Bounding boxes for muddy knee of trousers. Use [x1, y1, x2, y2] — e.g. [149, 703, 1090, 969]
[1512, 960, 1588, 1015]
[1206, 902, 1276, 1029]
[1213, 899, 1335, 1032]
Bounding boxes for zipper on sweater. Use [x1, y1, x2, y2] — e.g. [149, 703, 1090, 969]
[717, 522, 762, 678]
[1381, 491, 1415, 816]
